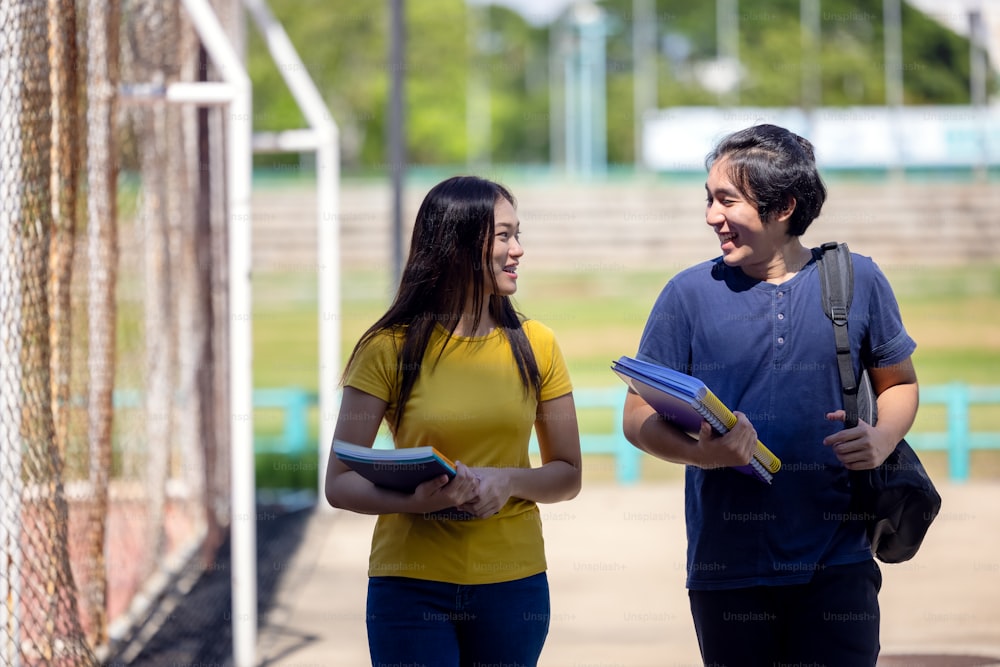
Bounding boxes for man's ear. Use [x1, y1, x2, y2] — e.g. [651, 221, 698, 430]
[776, 196, 796, 222]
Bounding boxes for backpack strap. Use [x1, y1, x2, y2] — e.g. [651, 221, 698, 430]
[815, 241, 862, 427]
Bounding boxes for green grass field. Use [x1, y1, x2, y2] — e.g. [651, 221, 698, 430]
[252, 264, 1000, 487]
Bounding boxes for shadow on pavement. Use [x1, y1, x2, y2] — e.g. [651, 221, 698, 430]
[105, 502, 315, 666]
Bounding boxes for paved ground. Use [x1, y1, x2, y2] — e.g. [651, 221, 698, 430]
[254, 480, 1000, 667]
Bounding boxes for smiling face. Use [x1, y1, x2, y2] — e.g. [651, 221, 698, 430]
[488, 197, 523, 296]
[705, 157, 794, 278]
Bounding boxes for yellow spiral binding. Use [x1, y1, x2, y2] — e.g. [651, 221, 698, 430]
[701, 391, 782, 474]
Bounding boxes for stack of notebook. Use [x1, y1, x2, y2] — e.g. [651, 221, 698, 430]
[333, 440, 457, 493]
[612, 355, 781, 484]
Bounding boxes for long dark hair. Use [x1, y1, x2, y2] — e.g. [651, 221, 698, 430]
[705, 124, 827, 236]
[342, 175, 542, 430]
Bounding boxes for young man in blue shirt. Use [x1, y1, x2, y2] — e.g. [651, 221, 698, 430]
[622, 124, 918, 666]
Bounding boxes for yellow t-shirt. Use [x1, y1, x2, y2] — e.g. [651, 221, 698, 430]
[343, 319, 573, 584]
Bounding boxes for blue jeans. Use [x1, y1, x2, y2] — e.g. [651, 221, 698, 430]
[367, 572, 550, 667]
[689, 559, 882, 667]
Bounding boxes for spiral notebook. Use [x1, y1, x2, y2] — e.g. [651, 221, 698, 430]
[611, 355, 781, 484]
[333, 440, 457, 493]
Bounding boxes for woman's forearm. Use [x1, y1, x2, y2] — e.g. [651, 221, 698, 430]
[505, 459, 581, 504]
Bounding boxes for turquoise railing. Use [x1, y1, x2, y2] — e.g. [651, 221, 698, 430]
[253, 387, 317, 456]
[904, 383, 1000, 483]
[247, 384, 1000, 485]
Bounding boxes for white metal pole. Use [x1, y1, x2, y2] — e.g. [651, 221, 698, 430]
[969, 6, 989, 180]
[800, 0, 821, 139]
[465, 4, 492, 168]
[589, 13, 607, 176]
[120, 82, 237, 106]
[389, 0, 406, 286]
[632, 0, 656, 171]
[226, 56, 256, 667]
[316, 132, 340, 503]
[167, 81, 238, 104]
[549, 22, 566, 169]
[579, 24, 593, 177]
[883, 0, 904, 173]
[177, 1, 256, 665]
[564, 35, 578, 174]
[717, 0, 740, 106]
[800, 0, 820, 110]
[882, 0, 903, 108]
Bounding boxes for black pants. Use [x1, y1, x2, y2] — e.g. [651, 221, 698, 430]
[689, 559, 882, 667]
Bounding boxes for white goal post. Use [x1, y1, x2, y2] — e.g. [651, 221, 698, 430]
[129, 1, 339, 665]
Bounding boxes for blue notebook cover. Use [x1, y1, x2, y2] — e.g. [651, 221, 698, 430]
[611, 356, 781, 483]
[333, 440, 457, 494]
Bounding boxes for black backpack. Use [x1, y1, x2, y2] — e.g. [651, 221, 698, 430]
[815, 241, 941, 564]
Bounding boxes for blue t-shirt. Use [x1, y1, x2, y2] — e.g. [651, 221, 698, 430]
[636, 250, 916, 590]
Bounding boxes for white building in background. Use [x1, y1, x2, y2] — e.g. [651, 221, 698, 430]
[642, 105, 1000, 171]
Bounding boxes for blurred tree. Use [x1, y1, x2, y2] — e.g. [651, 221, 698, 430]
[405, 1, 470, 163]
[246, 1, 387, 168]
[246, 0, 991, 172]
[480, 5, 551, 164]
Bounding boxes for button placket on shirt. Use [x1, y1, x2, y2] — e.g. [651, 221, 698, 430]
[775, 290, 787, 350]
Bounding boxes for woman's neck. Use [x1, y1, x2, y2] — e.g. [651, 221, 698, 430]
[452, 311, 496, 338]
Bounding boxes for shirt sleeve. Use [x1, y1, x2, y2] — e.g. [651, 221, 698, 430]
[342, 332, 400, 403]
[524, 320, 574, 401]
[856, 255, 917, 368]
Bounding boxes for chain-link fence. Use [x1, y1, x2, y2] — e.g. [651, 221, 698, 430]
[1, 0, 235, 663]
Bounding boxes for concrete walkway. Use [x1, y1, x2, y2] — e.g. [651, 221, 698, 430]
[256, 481, 1000, 667]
